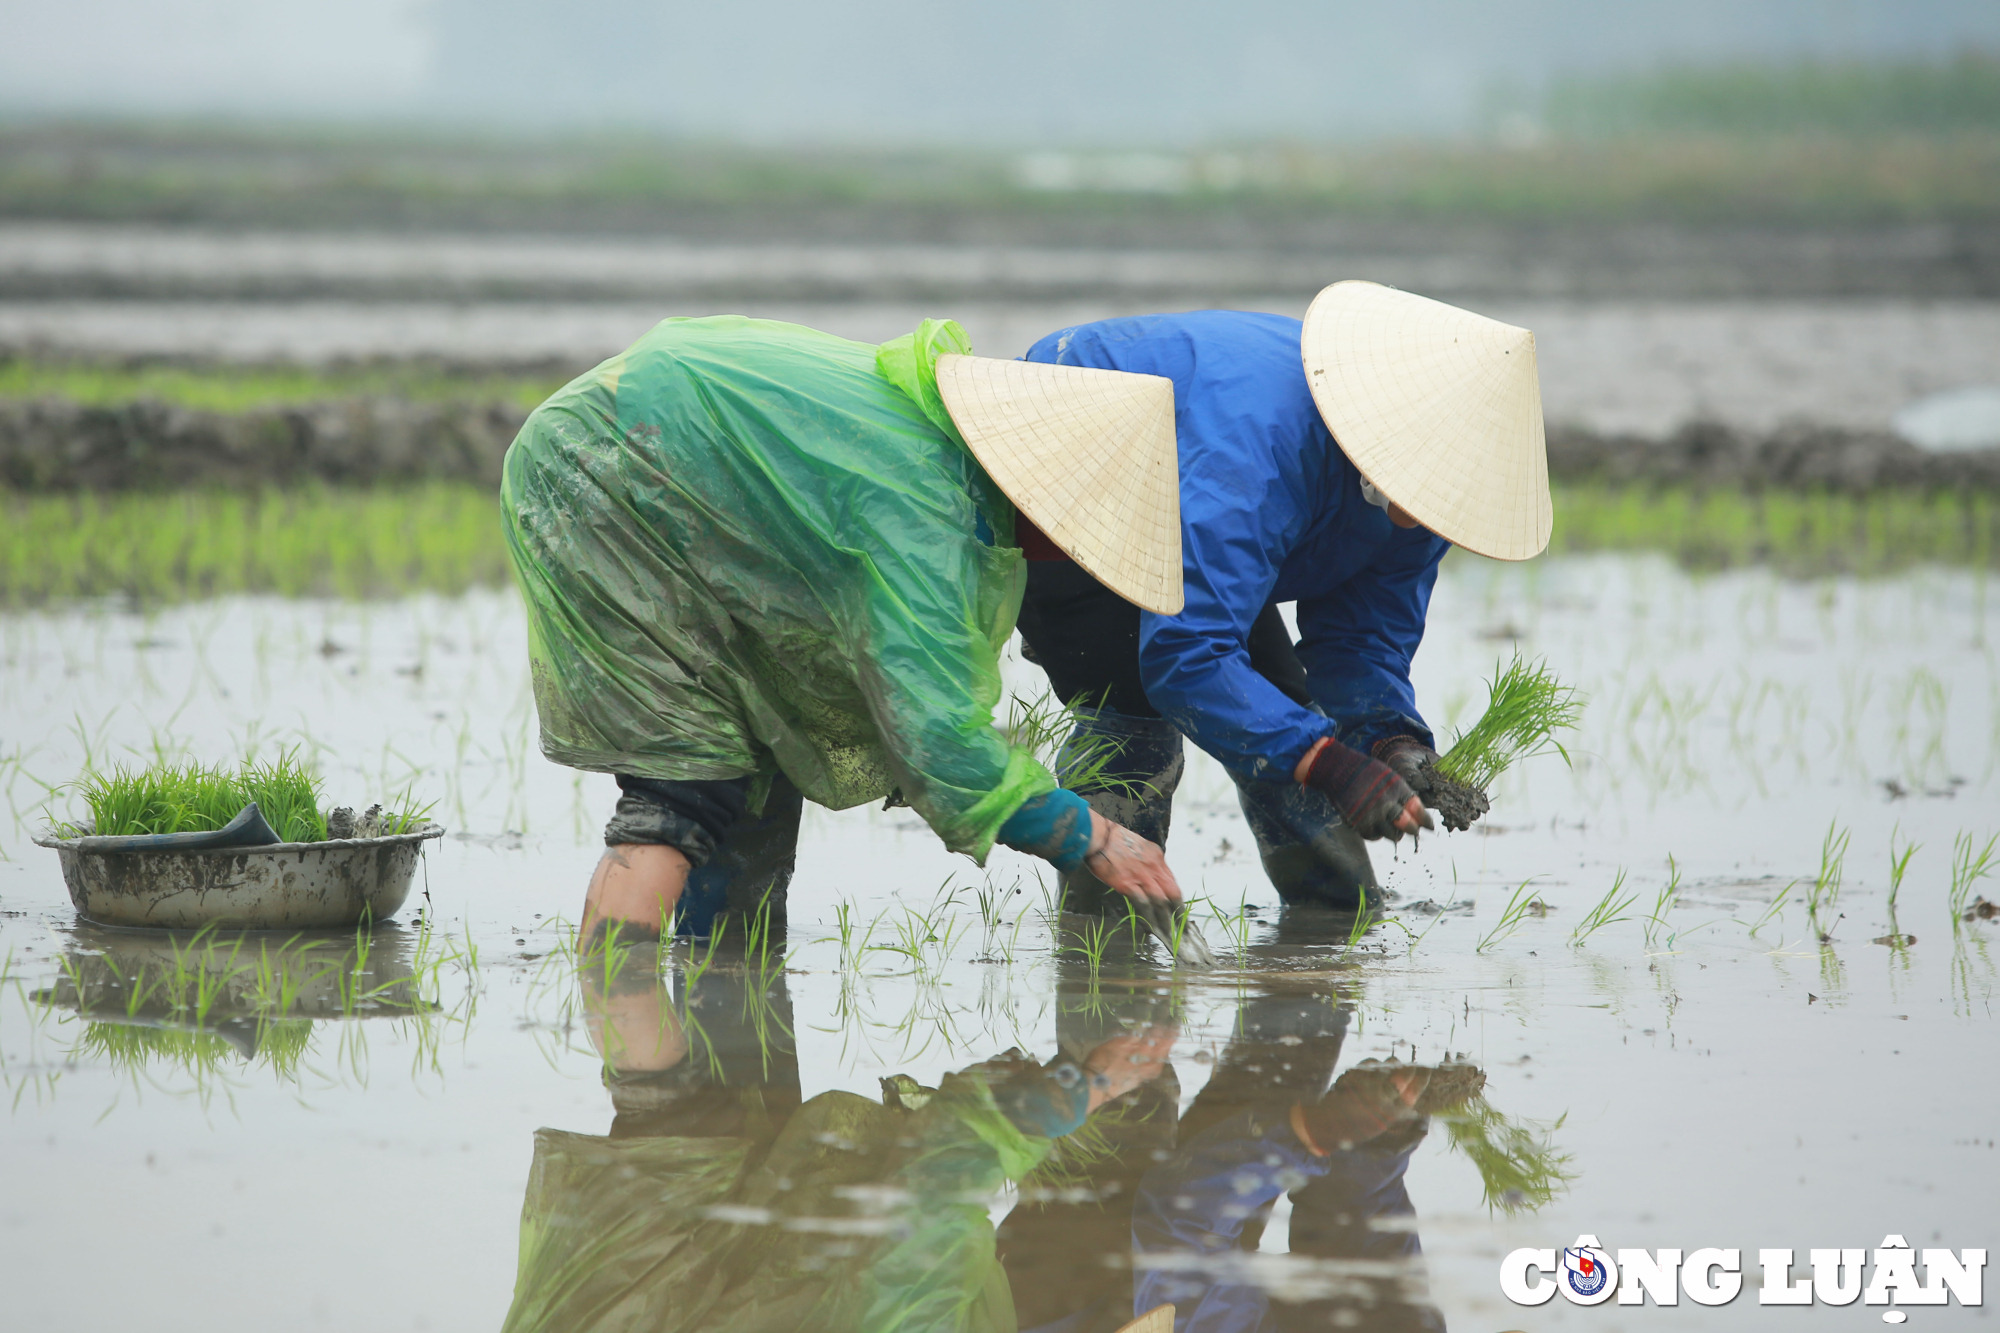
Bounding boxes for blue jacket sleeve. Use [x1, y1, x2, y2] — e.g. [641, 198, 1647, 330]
[1296, 530, 1446, 755]
[1137, 504, 1337, 784]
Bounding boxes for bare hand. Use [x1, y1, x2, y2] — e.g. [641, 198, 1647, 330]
[1083, 812, 1183, 904]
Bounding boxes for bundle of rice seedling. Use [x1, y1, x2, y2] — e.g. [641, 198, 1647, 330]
[1420, 656, 1583, 829]
[63, 750, 330, 844]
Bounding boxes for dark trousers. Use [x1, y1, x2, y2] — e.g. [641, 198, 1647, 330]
[604, 773, 803, 939]
[1015, 561, 1377, 910]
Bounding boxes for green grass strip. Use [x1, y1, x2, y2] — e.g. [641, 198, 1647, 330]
[0, 359, 566, 413]
[2, 481, 1995, 609]
[0, 484, 510, 605]
[1545, 482, 2000, 573]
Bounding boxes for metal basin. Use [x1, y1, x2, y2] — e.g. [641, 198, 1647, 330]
[34, 824, 445, 929]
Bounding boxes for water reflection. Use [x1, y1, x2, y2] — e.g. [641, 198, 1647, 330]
[510, 948, 1497, 1333]
[31, 924, 446, 1093]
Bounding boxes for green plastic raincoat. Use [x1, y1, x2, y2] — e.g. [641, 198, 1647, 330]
[501, 316, 1056, 860]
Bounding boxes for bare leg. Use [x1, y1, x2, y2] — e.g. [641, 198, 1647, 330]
[582, 971, 689, 1073]
[578, 843, 692, 954]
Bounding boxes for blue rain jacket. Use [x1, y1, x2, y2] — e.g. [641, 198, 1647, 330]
[1025, 312, 1449, 780]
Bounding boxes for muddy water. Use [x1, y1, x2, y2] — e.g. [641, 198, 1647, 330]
[1, 555, 1995, 1330]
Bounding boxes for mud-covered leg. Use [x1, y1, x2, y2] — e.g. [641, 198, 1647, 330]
[1053, 707, 1184, 914]
[1230, 774, 1378, 911]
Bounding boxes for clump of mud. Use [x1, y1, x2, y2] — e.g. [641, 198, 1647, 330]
[1414, 1062, 1488, 1115]
[326, 804, 391, 839]
[1416, 761, 1490, 832]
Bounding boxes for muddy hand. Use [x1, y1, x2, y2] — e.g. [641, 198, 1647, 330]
[1376, 736, 1438, 796]
[1084, 812, 1183, 904]
[1384, 738, 1491, 833]
[1298, 737, 1435, 843]
[1374, 736, 1488, 833]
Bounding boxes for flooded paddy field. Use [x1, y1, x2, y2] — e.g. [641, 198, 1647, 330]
[5, 226, 2000, 438]
[1, 551, 1994, 1330]
[8, 291, 2000, 441]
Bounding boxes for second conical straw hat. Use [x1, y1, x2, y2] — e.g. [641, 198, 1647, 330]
[1301, 281, 1552, 561]
[934, 354, 1183, 614]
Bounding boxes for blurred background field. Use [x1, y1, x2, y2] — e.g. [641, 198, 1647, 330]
[6, 10, 2000, 602]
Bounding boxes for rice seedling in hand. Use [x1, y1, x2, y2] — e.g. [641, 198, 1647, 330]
[1426, 656, 1583, 830]
[1569, 869, 1638, 947]
[1438, 1097, 1575, 1215]
[1005, 688, 1156, 802]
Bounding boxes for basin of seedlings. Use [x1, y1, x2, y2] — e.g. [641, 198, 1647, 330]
[34, 754, 442, 929]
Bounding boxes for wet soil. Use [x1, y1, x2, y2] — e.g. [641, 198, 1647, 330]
[1416, 760, 1491, 833]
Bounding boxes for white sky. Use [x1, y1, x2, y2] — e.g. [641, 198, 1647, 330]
[1, 0, 1997, 141]
[0, 0, 432, 115]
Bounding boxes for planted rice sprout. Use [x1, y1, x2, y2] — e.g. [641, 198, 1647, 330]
[1888, 826, 1921, 916]
[1643, 856, 1684, 949]
[1807, 820, 1851, 937]
[1738, 880, 1794, 940]
[1205, 891, 1256, 960]
[1948, 831, 1999, 928]
[1344, 887, 1379, 949]
[1476, 877, 1544, 953]
[1070, 916, 1114, 974]
[1569, 869, 1638, 947]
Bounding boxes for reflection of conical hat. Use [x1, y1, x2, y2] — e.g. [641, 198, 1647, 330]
[935, 354, 1183, 614]
[1301, 281, 1551, 561]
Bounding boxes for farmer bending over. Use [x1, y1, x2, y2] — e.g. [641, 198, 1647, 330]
[501, 315, 1187, 948]
[1014, 282, 1551, 911]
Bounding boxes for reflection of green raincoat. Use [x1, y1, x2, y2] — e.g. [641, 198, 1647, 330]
[501, 316, 1056, 860]
[502, 1072, 1049, 1333]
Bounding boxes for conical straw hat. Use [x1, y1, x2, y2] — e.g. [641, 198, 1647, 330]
[935, 354, 1183, 614]
[1301, 281, 1551, 561]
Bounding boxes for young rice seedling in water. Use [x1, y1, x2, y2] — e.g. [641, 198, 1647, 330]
[1570, 869, 1638, 947]
[1949, 830, 1999, 928]
[1806, 820, 1850, 931]
[1477, 878, 1544, 953]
